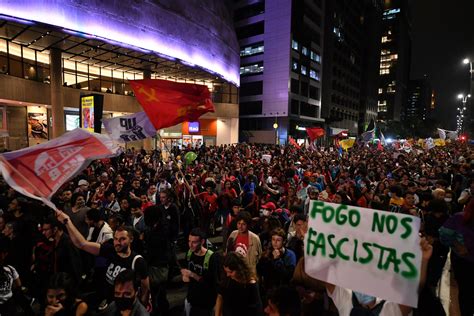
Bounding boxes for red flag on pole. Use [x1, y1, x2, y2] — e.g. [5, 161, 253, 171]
[0, 129, 119, 209]
[306, 127, 325, 142]
[129, 79, 215, 130]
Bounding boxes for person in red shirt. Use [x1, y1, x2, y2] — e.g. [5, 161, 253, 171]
[197, 181, 218, 236]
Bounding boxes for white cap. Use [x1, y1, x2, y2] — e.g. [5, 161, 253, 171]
[78, 179, 89, 186]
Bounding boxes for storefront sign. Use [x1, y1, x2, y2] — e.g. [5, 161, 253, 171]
[188, 121, 200, 133]
[80, 94, 103, 133]
[305, 201, 422, 307]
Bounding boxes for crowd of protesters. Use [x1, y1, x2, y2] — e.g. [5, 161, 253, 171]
[0, 140, 472, 316]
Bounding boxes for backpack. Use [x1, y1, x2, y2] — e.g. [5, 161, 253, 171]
[350, 292, 386, 316]
[186, 249, 214, 271]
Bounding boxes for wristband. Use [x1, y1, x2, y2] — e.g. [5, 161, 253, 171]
[62, 218, 69, 225]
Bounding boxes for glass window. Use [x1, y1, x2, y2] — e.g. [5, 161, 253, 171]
[240, 42, 264, 57]
[310, 50, 321, 63]
[0, 40, 7, 74]
[8, 42, 22, 78]
[302, 46, 308, 56]
[240, 63, 264, 76]
[292, 59, 298, 71]
[301, 65, 307, 75]
[309, 69, 320, 81]
[291, 39, 299, 51]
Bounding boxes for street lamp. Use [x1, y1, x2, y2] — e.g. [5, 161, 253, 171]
[456, 93, 470, 133]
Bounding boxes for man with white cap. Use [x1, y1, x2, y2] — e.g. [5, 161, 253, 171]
[75, 179, 92, 204]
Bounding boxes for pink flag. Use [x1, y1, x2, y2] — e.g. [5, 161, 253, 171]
[0, 129, 120, 209]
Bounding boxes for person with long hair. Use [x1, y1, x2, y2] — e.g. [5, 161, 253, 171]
[439, 198, 474, 316]
[44, 272, 88, 316]
[215, 252, 263, 316]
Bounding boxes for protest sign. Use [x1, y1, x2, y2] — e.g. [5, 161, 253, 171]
[304, 201, 421, 307]
[262, 154, 272, 164]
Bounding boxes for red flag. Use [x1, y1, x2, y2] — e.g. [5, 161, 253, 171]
[129, 79, 215, 130]
[306, 127, 325, 142]
[289, 136, 301, 149]
[0, 129, 119, 209]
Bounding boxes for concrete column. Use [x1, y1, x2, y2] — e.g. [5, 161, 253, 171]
[142, 67, 153, 151]
[50, 48, 65, 138]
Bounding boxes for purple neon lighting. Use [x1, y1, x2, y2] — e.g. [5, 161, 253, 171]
[0, 2, 239, 86]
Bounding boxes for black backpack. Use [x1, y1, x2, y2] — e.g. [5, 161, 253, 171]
[350, 292, 386, 316]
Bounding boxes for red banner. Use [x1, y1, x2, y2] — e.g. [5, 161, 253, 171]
[306, 127, 325, 142]
[129, 79, 215, 130]
[0, 129, 119, 209]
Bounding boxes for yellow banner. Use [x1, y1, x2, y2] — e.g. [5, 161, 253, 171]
[434, 138, 446, 147]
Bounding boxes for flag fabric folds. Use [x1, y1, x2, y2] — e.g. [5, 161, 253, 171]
[306, 127, 325, 141]
[288, 136, 301, 149]
[339, 139, 355, 151]
[103, 111, 157, 143]
[437, 128, 446, 140]
[129, 79, 215, 130]
[0, 129, 120, 209]
[361, 129, 375, 142]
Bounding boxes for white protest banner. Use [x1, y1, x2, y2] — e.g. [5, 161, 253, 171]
[304, 201, 422, 307]
[262, 154, 272, 164]
[0, 129, 120, 209]
[103, 111, 156, 143]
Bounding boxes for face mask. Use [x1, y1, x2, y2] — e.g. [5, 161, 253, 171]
[354, 291, 376, 305]
[115, 297, 135, 311]
[444, 198, 452, 203]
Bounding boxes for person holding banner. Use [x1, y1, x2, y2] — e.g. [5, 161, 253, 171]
[325, 238, 433, 316]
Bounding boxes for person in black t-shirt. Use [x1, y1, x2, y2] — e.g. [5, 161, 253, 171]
[181, 228, 219, 316]
[56, 210, 150, 308]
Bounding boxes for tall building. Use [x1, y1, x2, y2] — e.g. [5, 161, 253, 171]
[234, 0, 324, 144]
[0, 0, 240, 150]
[377, 0, 411, 122]
[322, 0, 383, 135]
[406, 77, 432, 123]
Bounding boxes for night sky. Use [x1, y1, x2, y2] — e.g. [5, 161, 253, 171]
[411, 0, 474, 130]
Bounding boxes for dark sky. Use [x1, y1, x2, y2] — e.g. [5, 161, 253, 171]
[411, 0, 474, 130]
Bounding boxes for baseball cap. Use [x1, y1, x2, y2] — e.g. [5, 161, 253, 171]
[78, 179, 89, 186]
[261, 202, 276, 210]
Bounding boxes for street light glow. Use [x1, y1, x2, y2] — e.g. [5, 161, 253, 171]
[463, 58, 470, 64]
[458, 93, 464, 99]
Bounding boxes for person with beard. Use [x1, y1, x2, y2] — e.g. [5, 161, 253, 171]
[56, 210, 150, 310]
[181, 228, 219, 316]
[44, 272, 88, 316]
[104, 269, 149, 316]
[65, 193, 90, 238]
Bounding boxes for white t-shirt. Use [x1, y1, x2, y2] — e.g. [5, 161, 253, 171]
[327, 286, 411, 316]
[0, 265, 19, 303]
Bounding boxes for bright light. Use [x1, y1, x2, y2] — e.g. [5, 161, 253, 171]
[464, 107, 467, 110]
[463, 58, 470, 64]
[386, 138, 393, 144]
[273, 123, 278, 129]
[468, 94, 472, 98]
[458, 94, 464, 99]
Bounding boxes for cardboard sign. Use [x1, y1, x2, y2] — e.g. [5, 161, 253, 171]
[304, 201, 422, 307]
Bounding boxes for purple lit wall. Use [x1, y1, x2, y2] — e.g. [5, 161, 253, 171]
[0, 0, 240, 86]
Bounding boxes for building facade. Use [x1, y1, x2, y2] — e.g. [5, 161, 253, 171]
[322, 0, 383, 135]
[0, 0, 240, 150]
[234, 0, 324, 144]
[377, 0, 411, 122]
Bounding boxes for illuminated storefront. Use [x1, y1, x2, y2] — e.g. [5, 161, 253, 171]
[0, 0, 240, 150]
